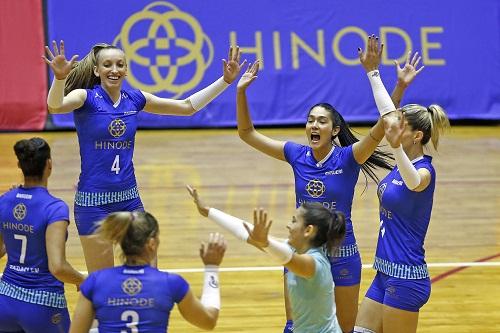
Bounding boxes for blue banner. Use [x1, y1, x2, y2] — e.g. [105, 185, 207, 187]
[47, 0, 500, 128]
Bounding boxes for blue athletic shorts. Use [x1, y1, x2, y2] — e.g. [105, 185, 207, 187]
[365, 271, 431, 312]
[74, 197, 144, 236]
[0, 294, 70, 333]
[329, 251, 362, 286]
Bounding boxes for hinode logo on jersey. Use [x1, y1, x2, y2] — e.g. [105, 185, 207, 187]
[122, 277, 143, 296]
[305, 179, 326, 198]
[108, 119, 127, 138]
[12, 203, 27, 221]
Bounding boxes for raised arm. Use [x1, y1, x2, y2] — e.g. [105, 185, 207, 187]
[46, 221, 85, 287]
[383, 112, 431, 192]
[44, 40, 87, 114]
[187, 185, 315, 279]
[143, 45, 245, 116]
[236, 61, 286, 161]
[352, 35, 389, 164]
[177, 233, 226, 330]
[353, 36, 424, 165]
[390, 51, 424, 108]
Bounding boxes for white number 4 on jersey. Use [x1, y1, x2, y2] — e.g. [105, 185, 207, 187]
[111, 155, 121, 174]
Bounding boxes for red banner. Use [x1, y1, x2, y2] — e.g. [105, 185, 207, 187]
[0, 0, 47, 130]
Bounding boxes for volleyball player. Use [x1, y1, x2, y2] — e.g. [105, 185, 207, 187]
[70, 210, 226, 332]
[235, 35, 423, 332]
[0, 137, 84, 333]
[43, 40, 244, 273]
[187, 185, 346, 333]
[354, 60, 449, 333]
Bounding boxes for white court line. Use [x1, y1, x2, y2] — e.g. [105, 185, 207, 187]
[72, 261, 500, 274]
[0, 261, 498, 277]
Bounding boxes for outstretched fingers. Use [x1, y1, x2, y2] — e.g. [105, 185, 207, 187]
[378, 42, 384, 58]
[59, 40, 65, 57]
[393, 59, 401, 70]
[233, 45, 240, 62]
[52, 40, 60, 56]
[228, 45, 233, 62]
[44, 45, 55, 60]
[186, 184, 198, 201]
[68, 54, 79, 66]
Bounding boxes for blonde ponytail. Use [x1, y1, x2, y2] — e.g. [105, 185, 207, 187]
[95, 211, 159, 260]
[95, 211, 134, 245]
[427, 104, 450, 150]
[401, 103, 450, 149]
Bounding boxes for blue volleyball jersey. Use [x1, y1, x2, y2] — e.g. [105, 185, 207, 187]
[374, 155, 435, 279]
[0, 187, 69, 293]
[284, 142, 361, 247]
[80, 265, 189, 332]
[73, 85, 146, 206]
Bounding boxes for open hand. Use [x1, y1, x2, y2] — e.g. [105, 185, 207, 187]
[237, 60, 260, 91]
[43, 40, 78, 80]
[186, 185, 210, 217]
[223, 46, 247, 84]
[200, 232, 227, 266]
[243, 208, 272, 248]
[358, 35, 383, 73]
[383, 110, 406, 148]
[394, 51, 425, 88]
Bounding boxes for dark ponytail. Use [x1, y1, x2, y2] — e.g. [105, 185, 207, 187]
[13, 137, 51, 179]
[301, 202, 346, 255]
[326, 211, 346, 255]
[309, 103, 393, 184]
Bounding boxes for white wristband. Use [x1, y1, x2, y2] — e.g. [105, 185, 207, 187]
[367, 70, 396, 116]
[187, 77, 229, 111]
[393, 145, 421, 190]
[207, 208, 253, 242]
[200, 265, 220, 310]
[47, 78, 67, 109]
[264, 239, 293, 265]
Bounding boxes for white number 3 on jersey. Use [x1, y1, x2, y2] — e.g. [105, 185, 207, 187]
[111, 155, 121, 174]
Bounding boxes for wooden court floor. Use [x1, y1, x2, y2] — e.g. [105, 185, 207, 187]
[0, 126, 499, 332]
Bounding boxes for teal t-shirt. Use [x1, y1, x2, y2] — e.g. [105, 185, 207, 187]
[287, 247, 341, 333]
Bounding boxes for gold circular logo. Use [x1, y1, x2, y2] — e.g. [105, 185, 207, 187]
[13, 203, 27, 221]
[306, 179, 325, 198]
[114, 1, 214, 98]
[122, 277, 143, 296]
[108, 119, 127, 138]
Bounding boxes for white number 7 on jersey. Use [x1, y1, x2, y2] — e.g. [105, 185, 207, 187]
[111, 155, 121, 174]
[14, 234, 27, 264]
